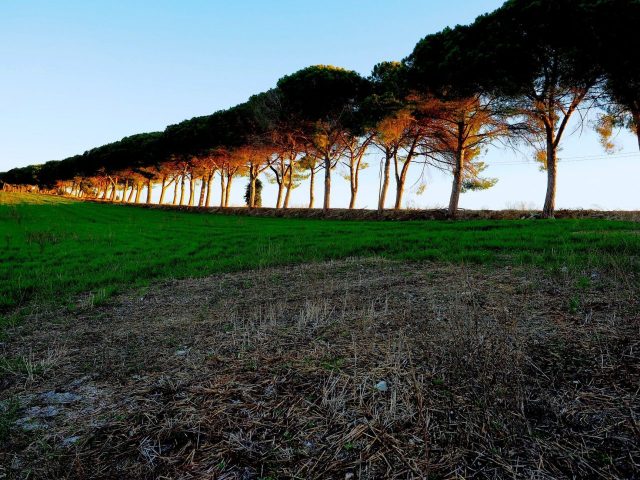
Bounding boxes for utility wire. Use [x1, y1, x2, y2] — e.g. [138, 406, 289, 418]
[490, 151, 640, 166]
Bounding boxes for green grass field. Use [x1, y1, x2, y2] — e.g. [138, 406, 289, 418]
[1, 191, 639, 313]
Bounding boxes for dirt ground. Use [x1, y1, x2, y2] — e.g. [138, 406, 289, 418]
[1, 259, 639, 479]
[110, 201, 640, 222]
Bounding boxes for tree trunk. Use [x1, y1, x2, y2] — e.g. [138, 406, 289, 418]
[172, 177, 179, 205]
[309, 168, 315, 208]
[394, 183, 405, 210]
[121, 180, 129, 203]
[394, 158, 409, 209]
[179, 175, 186, 206]
[220, 171, 226, 208]
[349, 163, 357, 209]
[448, 148, 465, 219]
[188, 176, 196, 206]
[146, 180, 152, 204]
[134, 183, 142, 203]
[394, 165, 409, 210]
[249, 166, 257, 209]
[198, 175, 207, 207]
[205, 173, 213, 207]
[378, 150, 392, 212]
[394, 140, 417, 210]
[275, 181, 283, 209]
[110, 180, 117, 202]
[225, 174, 233, 207]
[126, 184, 135, 203]
[159, 177, 168, 205]
[197, 178, 206, 207]
[542, 131, 557, 219]
[283, 162, 294, 209]
[323, 157, 331, 211]
[284, 178, 293, 209]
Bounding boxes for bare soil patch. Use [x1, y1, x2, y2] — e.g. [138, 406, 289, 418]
[1, 259, 639, 479]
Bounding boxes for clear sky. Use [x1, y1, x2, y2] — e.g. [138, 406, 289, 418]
[2, 0, 639, 210]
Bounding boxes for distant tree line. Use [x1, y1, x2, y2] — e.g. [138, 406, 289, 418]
[2, 0, 638, 218]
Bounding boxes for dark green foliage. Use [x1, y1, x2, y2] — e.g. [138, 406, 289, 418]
[593, 0, 640, 147]
[405, 24, 481, 98]
[359, 61, 409, 129]
[406, 0, 603, 99]
[277, 65, 370, 123]
[244, 178, 263, 207]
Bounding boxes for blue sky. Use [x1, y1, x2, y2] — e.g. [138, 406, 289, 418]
[2, 0, 639, 209]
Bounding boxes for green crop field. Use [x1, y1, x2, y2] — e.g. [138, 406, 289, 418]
[1, 191, 639, 314]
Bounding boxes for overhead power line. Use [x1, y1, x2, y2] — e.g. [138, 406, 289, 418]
[489, 151, 640, 166]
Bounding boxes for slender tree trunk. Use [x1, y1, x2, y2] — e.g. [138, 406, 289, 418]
[159, 177, 168, 205]
[179, 175, 186, 206]
[172, 179, 179, 205]
[308, 168, 315, 208]
[249, 166, 257, 209]
[220, 171, 226, 208]
[394, 141, 417, 210]
[134, 183, 142, 203]
[198, 177, 206, 207]
[126, 184, 135, 203]
[284, 170, 293, 209]
[110, 180, 117, 202]
[349, 163, 357, 209]
[275, 181, 283, 209]
[146, 180, 152, 204]
[448, 148, 465, 219]
[542, 130, 558, 219]
[225, 174, 233, 207]
[378, 150, 392, 212]
[121, 180, 129, 203]
[394, 181, 405, 210]
[188, 175, 196, 206]
[283, 161, 294, 209]
[323, 157, 331, 211]
[283, 185, 292, 208]
[204, 173, 213, 207]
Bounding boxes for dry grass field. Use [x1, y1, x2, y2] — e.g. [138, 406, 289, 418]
[2, 256, 638, 479]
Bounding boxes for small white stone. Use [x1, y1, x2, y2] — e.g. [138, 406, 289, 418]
[62, 435, 81, 447]
[375, 381, 388, 392]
